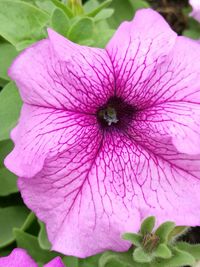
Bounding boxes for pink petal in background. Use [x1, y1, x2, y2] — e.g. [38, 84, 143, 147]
[0, 248, 65, 267]
[190, 0, 200, 22]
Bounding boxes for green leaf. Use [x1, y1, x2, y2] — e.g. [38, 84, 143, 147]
[140, 216, 156, 235]
[35, 0, 56, 14]
[14, 229, 60, 263]
[78, 39, 95, 46]
[154, 248, 195, 267]
[106, 0, 149, 28]
[0, 140, 13, 168]
[0, 78, 8, 87]
[168, 226, 189, 242]
[83, 0, 99, 13]
[0, 82, 22, 141]
[51, 8, 70, 36]
[0, 43, 18, 81]
[85, 0, 114, 48]
[0, 192, 23, 208]
[94, 8, 114, 22]
[122, 233, 142, 246]
[104, 0, 133, 28]
[67, 17, 94, 43]
[0, 167, 18, 196]
[15, 40, 37, 51]
[21, 212, 36, 232]
[133, 247, 152, 263]
[0, 206, 29, 248]
[154, 244, 172, 259]
[51, 0, 73, 18]
[86, 0, 112, 17]
[0, 0, 49, 46]
[99, 251, 133, 267]
[183, 17, 200, 39]
[79, 254, 101, 267]
[183, 29, 200, 39]
[38, 220, 51, 250]
[62, 256, 79, 267]
[19, 0, 36, 3]
[128, 0, 150, 10]
[93, 28, 114, 48]
[155, 221, 175, 243]
[176, 241, 200, 260]
[0, 140, 16, 198]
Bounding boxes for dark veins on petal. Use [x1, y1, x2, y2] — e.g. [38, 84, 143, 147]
[96, 96, 137, 130]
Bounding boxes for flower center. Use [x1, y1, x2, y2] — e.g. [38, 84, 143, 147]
[97, 96, 136, 129]
[98, 106, 119, 126]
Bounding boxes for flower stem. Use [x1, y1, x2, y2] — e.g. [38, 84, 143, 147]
[68, 0, 84, 15]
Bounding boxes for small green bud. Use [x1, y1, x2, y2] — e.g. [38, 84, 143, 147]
[142, 233, 160, 253]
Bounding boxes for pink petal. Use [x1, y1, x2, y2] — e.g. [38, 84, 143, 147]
[0, 249, 37, 267]
[106, 8, 177, 101]
[44, 257, 65, 267]
[18, 131, 142, 257]
[190, 0, 200, 22]
[8, 30, 113, 113]
[136, 36, 200, 154]
[18, 125, 200, 257]
[125, 118, 200, 227]
[5, 104, 97, 177]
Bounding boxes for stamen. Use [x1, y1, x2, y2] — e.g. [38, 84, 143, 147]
[97, 96, 136, 129]
[103, 107, 118, 126]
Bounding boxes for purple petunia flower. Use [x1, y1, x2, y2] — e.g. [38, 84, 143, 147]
[189, 0, 200, 22]
[0, 248, 65, 267]
[4, 8, 200, 257]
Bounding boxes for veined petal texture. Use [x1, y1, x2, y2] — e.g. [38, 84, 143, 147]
[5, 8, 200, 257]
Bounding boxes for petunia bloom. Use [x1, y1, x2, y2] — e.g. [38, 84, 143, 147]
[189, 0, 200, 22]
[0, 248, 65, 267]
[5, 8, 200, 257]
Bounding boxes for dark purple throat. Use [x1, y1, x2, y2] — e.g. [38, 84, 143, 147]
[97, 96, 137, 130]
